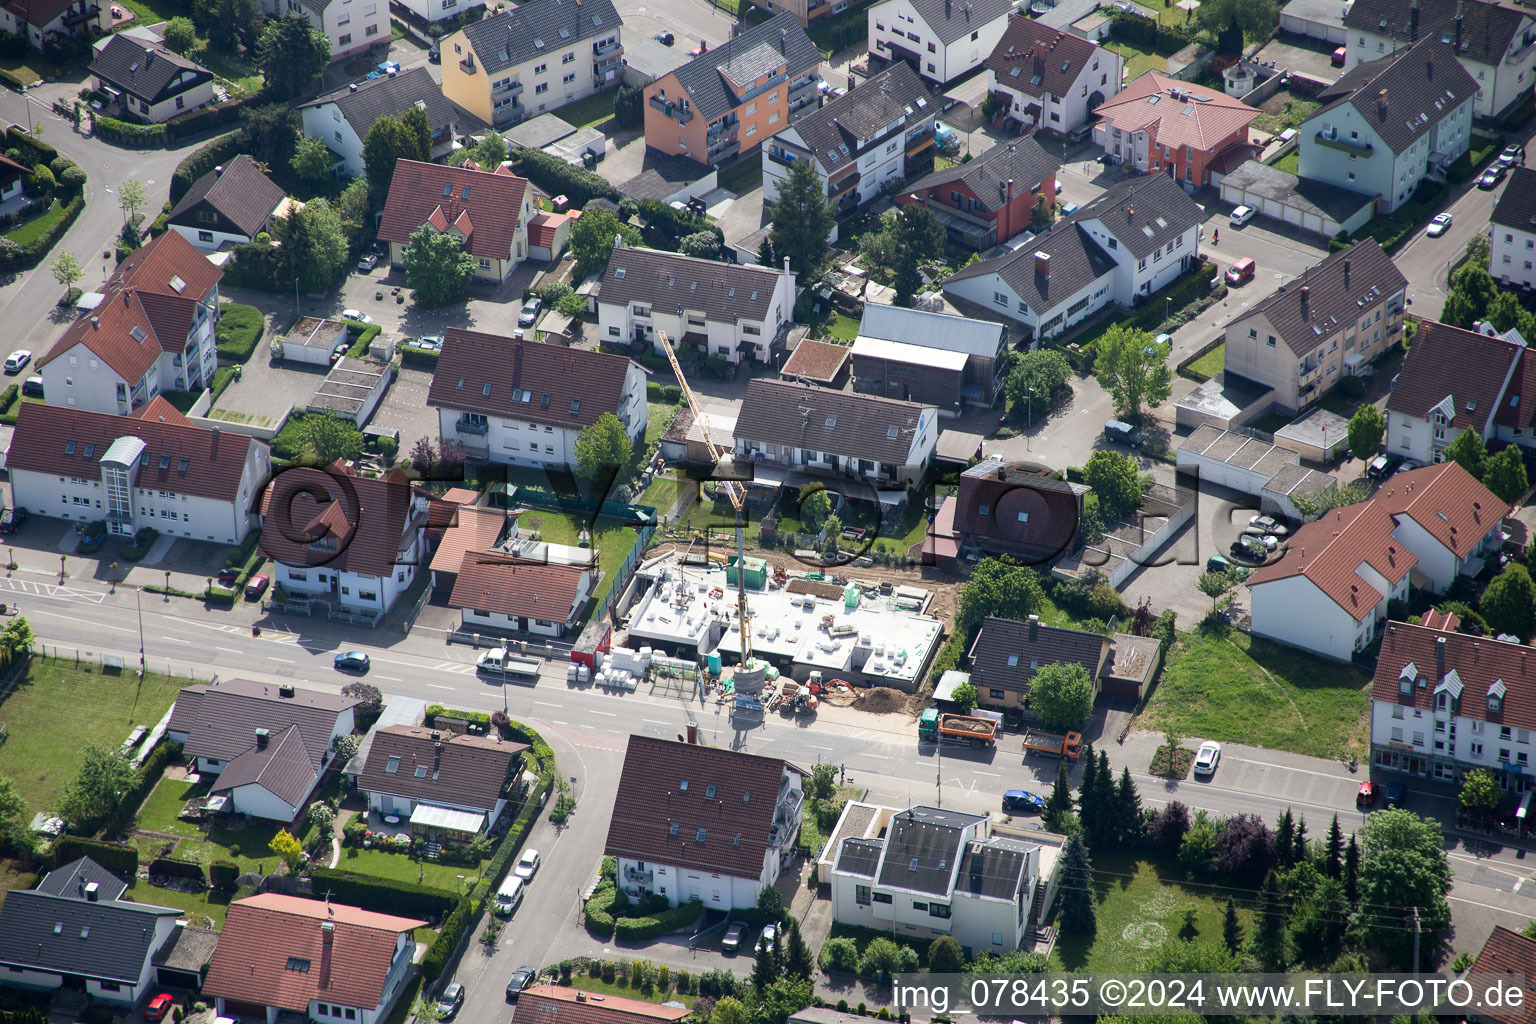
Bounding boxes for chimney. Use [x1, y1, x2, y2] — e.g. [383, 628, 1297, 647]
[349, 83, 358, 92]
[1007, 177, 1014, 201]
[1034, 250, 1051, 278]
[1437, 636, 1446, 665]
[783, 256, 792, 280]
[84, 882, 99, 902]
[144, 49, 153, 68]
[91, 317, 99, 329]
[321, 921, 334, 944]
[1300, 285, 1310, 318]
[613, 232, 624, 249]
[278, 683, 295, 698]
[686, 723, 699, 745]
[577, 993, 588, 1003]
[255, 727, 269, 749]
[1427, 51, 1433, 77]
[214, 165, 223, 176]
[1343, 259, 1351, 289]
[1410, 0, 1419, 39]
[430, 730, 440, 740]
[1456, 0, 1464, 48]
[1028, 613, 1039, 639]
[1377, 88, 1388, 116]
[946, 0, 951, 16]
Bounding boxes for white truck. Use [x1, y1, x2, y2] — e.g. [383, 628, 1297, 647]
[476, 648, 542, 680]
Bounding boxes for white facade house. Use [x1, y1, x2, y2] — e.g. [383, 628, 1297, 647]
[1491, 167, 1536, 290]
[598, 245, 797, 366]
[357, 726, 523, 839]
[262, 0, 387, 62]
[89, 35, 215, 123]
[165, 154, 287, 252]
[983, 17, 1121, 133]
[299, 68, 464, 179]
[867, 0, 1014, 85]
[451, 559, 596, 637]
[1384, 320, 1530, 465]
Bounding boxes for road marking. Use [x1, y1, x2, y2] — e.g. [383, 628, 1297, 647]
[375, 675, 401, 682]
[268, 656, 294, 663]
[590, 710, 617, 717]
[1450, 892, 1536, 915]
[972, 770, 1000, 777]
[216, 646, 242, 654]
[535, 701, 562, 708]
[553, 720, 569, 725]
[862, 753, 890, 759]
[643, 719, 671, 726]
[1448, 852, 1526, 877]
[1516, 879, 1525, 893]
[162, 636, 190, 644]
[428, 683, 454, 691]
[1231, 756, 1354, 782]
[807, 744, 832, 750]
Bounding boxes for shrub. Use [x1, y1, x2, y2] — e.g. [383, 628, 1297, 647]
[421, 895, 475, 982]
[52, 837, 137, 876]
[209, 859, 238, 891]
[612, 902, 703, 940]
[171, 133, 249, 203]
[306, 868, 459, 918]
[1338, 375, 1367, 400]
[215, 303, 266, 362]
[819, 937, 860, 973]
[585, 883, 620, 938]
[509, 148, 621, 208]
[149, 857, 205, 881]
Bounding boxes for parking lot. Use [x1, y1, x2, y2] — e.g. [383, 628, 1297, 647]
[1254, 33, 1345, 85]
[369, 365, 442, 454]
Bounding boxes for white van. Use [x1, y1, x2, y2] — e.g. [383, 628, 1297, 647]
[494, 876, 525, 916]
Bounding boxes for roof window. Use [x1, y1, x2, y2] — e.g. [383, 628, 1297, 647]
[415, 765, 428, 778]
[705, 784, 717, 798]
[887, 426, 899, 438]
[825, 416, 837, 427]
[669, 823, 680, 836]
[462, 185, 470, 200]
[287, 957, 311, 972]
[130, 326, 148, 343]
[541, 393, 551, 408]
[1007, 654, 1018, 667]
[680, 780, 689, 790]
[743, 789, 751, 802]
[386, 755, 400, 773]
[160, 455, 170, 469]
[733, 835, 742, 847]
[696, 828, 707, 843]
[169, 275, 186, 294]
[84, 445, 95, 458]
[178, 458, 188, 472]
[569, 398, 581, 415]
[615, 267, 626, 278]
[443, 183, 453, 196]
[64, 441, 75, 455]
[483, 383, 493, 396]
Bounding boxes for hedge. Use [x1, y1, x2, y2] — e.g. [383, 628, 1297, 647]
[216, 303, 266, 362]
[0, 384, 17, 416]
[612, 902, 703, 941]
[501, 717, 555, 779]
[171, 133, 249, 204]
[509, 148, 620, 208]
[164, 94, 262, 143]
[97, 740, 181, 840]
[306, 868, 459, 919]
[52, 837, 138, 877]
[345, 322, 383, 358]
[209, 859, 239, 891]
[400, 344, 440, 367]
[421, 896, 476, 983]
[4, 126, 57, 168]
[646, 381, 682, 404]
[585, 883, 621, 938]
[94, 116, 168, 148]
[149, 857, 205, 881]
[0, 193, 84, 271]
[424, 705, 492, 732]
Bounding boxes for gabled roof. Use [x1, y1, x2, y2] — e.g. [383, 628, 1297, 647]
[600, 246, 787, 323]
[211, 723, 320, 809]
[904, 134, 1060, 209]
[1492, 166, 1536, 231]
[1233, 238, 1406, 356]
[1385, 319, 1522, 436]
[36, 856, 128, 901]
[967, 615, 1109, 695]
[517, 986, 692, 1024]
[357, 725, 526, 813]
[1471, 926, 1536, 1024]
[168, 678, 357, 767]
[1071, 173, 1205, 259]
[429, 505, 511, 574]
[874, 805, 983, 896]
[204, 894, 424, 1013]
[1376, 460, 1506, 557]
[1310, 37, 1476, 155]
[300, 67, 463, 144]
[857, 304, 1007, 359]
[1247, 500, 1418, 620]
[167, 154, 286, 239]
[458, 0, 622, 77]
[781, 62, 932, 173]
[376, 159, 528, 261]
[1344, 0, 1529, 67]
[1373, 624, 1536, 731]
[944, 221, 1117, 312]
[90, 35, 211, 104]
[954, 836, 1032, 899]
[604, 736, 798, 878]
[427, 328, 636, 428]
[1095, 71, 1258, 156]
[257, 464, 424, 579]
[8, 401, 263, 503]
[1, 0, 83, 30]
[889, 0, 1014, 45]
[664, 14, 820, 122]
[39, 230, 223, 382]
[734, 379, 930, 465]
[985, 16, 1107, 100]
[447, 553, 591, 623]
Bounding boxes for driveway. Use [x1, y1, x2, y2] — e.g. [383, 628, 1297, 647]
[370, 365, 441, 448]
[1254, 34, 1345, 85]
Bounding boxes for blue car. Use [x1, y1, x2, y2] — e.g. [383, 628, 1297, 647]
[1003, 790, 1045, 813]
[334, 651, 371, 673]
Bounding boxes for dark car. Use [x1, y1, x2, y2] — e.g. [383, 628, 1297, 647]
[1002, 790, 1045, 813]
[0, 507, 27, 534]
[1367, 454, 1404, 480]
[436, 984, 464, 1021]
[1356, 781, 1380, 807]
[1230, 535, 1268, 562]
[20, 375, 42, 397]
[334, 651, 371, 673]
[506, 966, 538, 1002]
[1385, 782, 1406, 808]
[654, 30, 674, 44]
[427, 46, 440, 62]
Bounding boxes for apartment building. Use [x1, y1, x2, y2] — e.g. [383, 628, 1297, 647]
[867, 0, 1013, 85]
[1490, 166, 1536, 289]
[1384, 320, 1531, 464]
[894, 135, 1059, 249]
[1093, 71, 1258, 190]
[261, 0, 388, 62]
[984, 16, 1121, 133]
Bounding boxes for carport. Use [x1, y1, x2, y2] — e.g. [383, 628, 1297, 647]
[1219, 160, 1374, 237]
[1278, 0, 1349, 43]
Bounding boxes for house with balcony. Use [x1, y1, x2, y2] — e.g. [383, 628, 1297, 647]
[1385, 320, 1533, 464]
[1344, 0, 1536, 121]
[1092, 71, 1258, 190]
[259, 0, 388, 63]
[439, 0, 622, 127]
[357, 726, 529, 843]
[984, 17, 1122, 134]
[1222, 238, 1407, 415]
[299, 68, 465, 179]
[0, 0, 103, 52]
[761, 62, 936, 228]
[605, 735, 805, 909]
[1299, 37, 1476, 212]
[893, 135, 1059, 250]
[867, 0, 1013, 85]
[90, 35, 215, 123]
[642, 14, 821, 166]
[376, 160, 532, 283]
[37, 231, 222, 416]
[732, 379, 938, 492]
[597, 244, 796, 365]
[1490, 167, 1536, 290]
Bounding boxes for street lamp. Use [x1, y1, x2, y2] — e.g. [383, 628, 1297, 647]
[135, 586, 145, 679]
[457, 874, 466, 896]
[1165, 295, 1172, 325]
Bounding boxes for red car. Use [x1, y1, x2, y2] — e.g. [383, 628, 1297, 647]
[1356, 781, 1380, 807]
[145, 994, 174, 1022]
[244, 573, 271, 600]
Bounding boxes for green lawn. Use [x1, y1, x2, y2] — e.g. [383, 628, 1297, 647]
[196, 47, 263, 95]
[1185, 341, 1225, 382]
[1054, 851, 1256, 972]
[519, 509, 642, 609]
[1251, 99, 1319, 136]
[124, 879, 234, 929]
[1104, 41, 1165, 81]
[0, 658, 188, 816]
[719, 158, 764, 195]
[1143, 625, 1372, 760]
[822, 314, 860, 341]
[566, 976, 701, 1007]
[335, 846, 483, 890]
[0, 53, 57, 88]
[134, 777, 203, 838]
[5, 200, 65, 248]
[549, 91, 617, 130]
[1270, 149, 1300, 175]
[640, 472, 686, 516]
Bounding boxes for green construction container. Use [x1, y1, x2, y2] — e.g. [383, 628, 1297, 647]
[725, 555, 768, 589]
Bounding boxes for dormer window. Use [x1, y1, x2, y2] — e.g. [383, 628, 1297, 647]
[1398, 662, 1416, 695]
[1489, 679, 1507, 715]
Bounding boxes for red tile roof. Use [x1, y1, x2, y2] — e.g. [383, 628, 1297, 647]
[429, 506, 509, 575]
[1420, 607, 1461, 631]
[1496, 346, 1536, 434]
[1373, 622, 1536, 731]
[203, 893, 423, 1014]
[528, 211, 570, 249]
[376, 160, 528, 262]
[517, 986, 692, 1024]
[427, 329, 636, 430]
[357, 725, 527, 814]
[1376, 460, 1506, 558]
[1095, 71, 1258, 156]
[1470, 926, 1536, 1024]
[8, 401, 263, 503]
[258, 464, 423, 579]
[1247, 501, 1417, 620]
[447, 553, 592, 623]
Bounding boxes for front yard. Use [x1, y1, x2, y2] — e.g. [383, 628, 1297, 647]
[550, 91, 618, 130]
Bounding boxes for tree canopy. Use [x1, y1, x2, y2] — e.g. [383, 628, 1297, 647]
[364, 111, 432, 213]
[571, 208, 640, 279]
[765, 158, 835, 278]
[1028, 661, 1095, 731]
[297, 413, 364, 467]
[1006, 348, 1072, 419]
[275, 198, 349, 294]
[57, 745, 135, 831]
[1481, 562, 1536, 640]
[574, 412, 633, 481]
[955, 558, 1046, 639]
[1443, 428, 1486, 480]
[1356, 809, 1452, 967]
[1347, 402, 1385, 463]
[257, 16, 329, 101]
[1094, 324, 1172, 423]
[858, 205, 945, 306]
[1483, 444, 1529, 504]
[1083, 449, 1145, 519]
[402, 225, 476, 307]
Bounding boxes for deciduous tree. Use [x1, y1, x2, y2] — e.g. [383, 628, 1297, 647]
[1006, 348, 1071, 419]
[574, 412, 632, 481]
[49, 251, 81, 297]
[269, 828, 303, 871]
[1483, 444, 1529, 504]
[162, 16, 196, 54]
[290, 137, 334, 187]
[276, 198, 349, 293]
[363, 113, 431, 213]
[1443, 428, 1486, 480]
[117, 179, 147, 225]
[570, 207, 640, 279]
[1460, 768, 1502, 811]
[858, 205, 945, 305]
[927, 935, 965, 974]
[1083, 449, 1145, 519]
[1093, 323, 1172, 423]
[402, 224, 475, 307]
[1026, 661, 1094, 731]
[57, 745, 134, 831]
[257, 16, 328, 100]
[1347, 402, 1385, 463]
[1356, 809, 1452, 967]
[297, 412, 364, 467]
[950, 682, 979, 713]
[1481, 562, 1536, 640]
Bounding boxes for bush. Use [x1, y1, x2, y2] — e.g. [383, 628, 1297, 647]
[1338, 375, 1367, 400]
[585, 883, 620, 938]
[612, 902, 703, 940]
[509, 148, 620, 208]
[215, 303, 266, 362]
[306, 868, 459, 919]
[149, 857, 205, 881]
[209, 859, 238, 891]
[96, 740, 181, 841]
[0, 193, 85, 271]
[400, 344, 441, 367]
[819, 937, 860, 973]
[94, 116, 168, 147]
[421, 895, 475, 983]
[52, 837, 138, 877]
[424, 705, 492, 732]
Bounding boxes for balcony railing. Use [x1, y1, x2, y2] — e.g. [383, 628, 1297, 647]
[63, 3, 99, 25]
[593, 38, 622, 56]
[767, 150, 800, 168]
[1314, 130, 1373, 156]
[493, 78, 523, 95]
[707, 116, 739, 138]
[710, 139, 741, 162]
[456, 418, 489, 436]
[648, 94, 693, 124]
[829, 170, 860, 196]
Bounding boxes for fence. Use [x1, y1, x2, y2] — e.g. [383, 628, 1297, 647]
[590, 522, 654, 625]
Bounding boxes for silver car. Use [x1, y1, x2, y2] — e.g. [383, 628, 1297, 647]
[1193, 741, 1221, 776]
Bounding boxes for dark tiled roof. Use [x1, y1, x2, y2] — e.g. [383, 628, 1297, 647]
[1072, 173, 1203, 260]
[1344, 0, 1526, 67]
[953, 837, 1031, 899]
[1311, 38, 1477, 156]
[905, 135, 1060, 209]
[0, 0, 82, 30]
[167, 154, 286, 239]
[257, 464, 424, 579]
[458, 0, 622, 77]
[780, 339, 850, 383]
[300, 68, 462, 145]
[601, 247, 787, 323]
[36, 857, 127, 901]
[954, 458, 1082, 561]
[604, 736, 796, 877]
[448, 554, 591, 624]
[517, 986, 691, 1024]
[665, 14, 819, 122]
[376, 160, 529, 261]
[985, 16, 1106, 100]
[1373, 623, 1536, 731]
[901, 0, 1014, 45]
[90, 35, 211, 104]
[874, 806, 982, 896]
[784, 62, 932, 173]
[1385, 320, 1520, 436]
[1492, 166, 1536, 230]
[1470, 926, 1536, 1024]
[618, 154, 715, 201]
[1235, 238, 1406, 356]
[967, 615, 1109, 695]
[1497, 346, 1536, 433]
[167, 678, 357, 767]
[428, 329, 636, 428]
[358, 725, 526, 814]
[835, 837, 883, 877]
[945, 221, 1117, 312]
[1375, 460, 1506, 558]
[211, 724, 319, 810]
[734, 379, 930, 465]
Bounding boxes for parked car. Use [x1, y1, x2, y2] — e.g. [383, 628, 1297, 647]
[414, 335, 443, 351]
[1230, 535, 1268, 561]
[688, 42, 705, 55]
[1229, 205, 1256, 227]
[1002, 790, 1045, 813]
[518, 297, 542, 328]
[513, 848, 541, 880]
[357, 253, 379, 272]
[756, 922, 778, 953]
[4, 350, 31, 374]
[1247, 514, 1288, 537]
[1225, 257, 1256, 285]
[1426, 213, 1453, 237]
[342, 309, 374, 324]
[1206, 553, 1236, 574]
[436, 984, 465, 1021]
[334, 651, 370, 672]
[505, 966, 537, 1002]
[0, 507, 26, 534]
[1356, 781, 1380, 807]
[1479, 164, 1506, 189]
[427, 45, 440, 62]
[1104, 419, 1143, 448]
[1385, 782, 1406, 808]
[1501, 143, 1525, 166]
[654, 30, 674, 43]
[1395, 458, 1423, 474]
[21, 375, 42, 397]
[1332, 45, 1347, 65]
[244, 573, 270, 599]
[1193, 740, 1222, 776]
[722, 922, 748, 953]
[495, 876, 525, 916]
[1367, 454, 1404, 480]
[1068, 122, 1093, 143]
[145, 994, 175, 1022]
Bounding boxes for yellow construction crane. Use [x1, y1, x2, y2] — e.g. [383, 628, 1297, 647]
[656, 331, 761, 685]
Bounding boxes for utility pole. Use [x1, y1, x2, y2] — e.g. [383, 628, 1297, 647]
[135, 586, 145, 679]
[936, 733, 942, 808]
[1410, 905, 1422, 973]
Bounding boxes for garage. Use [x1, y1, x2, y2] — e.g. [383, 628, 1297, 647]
[153, 921, 219, 989]
[280, 317, 348, 367]
[1219, 159, 1374, 238]
[1176, 425, 1337, 520]
[1278, 0, 1351, 44]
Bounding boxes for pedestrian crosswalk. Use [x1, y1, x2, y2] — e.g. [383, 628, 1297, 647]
[0, 574, 105, 603]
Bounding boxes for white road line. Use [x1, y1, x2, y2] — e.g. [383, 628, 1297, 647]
[161, 636, 191, 644]
[553, 720, 569, 725]
[1449, 852, 1526, 877]
[862, 754, 890, 759]
[215, 646, 242, 654]
[1450, 893, 1536, 914]
[807, 744, 833, 750]
[972, 770, 1000, 777]
[1234, 756, 1355, 782]
[590, 710, 617, 717]
[268, 657, 294, 663]
[375, 675, 401, 682]
[535, 701, 562, 708]
[428, 683, 454, 691]
[643, 719, 671, 726]
[1516, 879, 1525, 893]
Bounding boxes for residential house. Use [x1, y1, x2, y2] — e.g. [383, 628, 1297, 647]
[829, 805, 1040, 953]
[893, 135, 1060, 249]
[90, 35, 214, 123]
[1222, 238, 1407, 414]
[299, 69, 465, 179]
[642, 14, 821, 166]
[604, 734, 805, 909]
[258, 464, 432, 620]
[1371, 623, 1536, 788]
[732, 379, 939, 492]
[1469, 926, 1536, 1024]
[517, 987, 691, 1024]
[7, 398, 271, 543]
[926, 456, 1085, 569]
[392, 0, 480, 27]
[439, 0, 623, 126]
[1384, 320, 1529, 464]
[1248, 461, 1505, 660]
[1299, 37, 1476, 212]
[528, 210, 574, 261]
[1344, 0, 1536, 120]
[0, 154, 25, 204]
[357, 725, 528, 843]
[449, 555, 596, 636]
[967, 613, 1110, 711]
[166, 679, 359, 822]
[761, 62, 937, 225]
[376, 160, 533, 282]
[984, 16, 1122, 133]
[867, 0, 1014, 85]
[943, 174, 1203, 341]
[1490, 167, 1536, 289]
[203, 894, 423, 1024]
[850, 303, 1010, 409]
[428, 328, 647, 468]
[259, 0, 388, 62]
[0, 857, 181, 1005]
[596, 244, 796, 365]
[37, 230, 222, 414]
[0, 0, 102, 51]
[165, 154, 288, 251]
[1092, 71, 1259, 190]
[780, 338, 851, 388]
